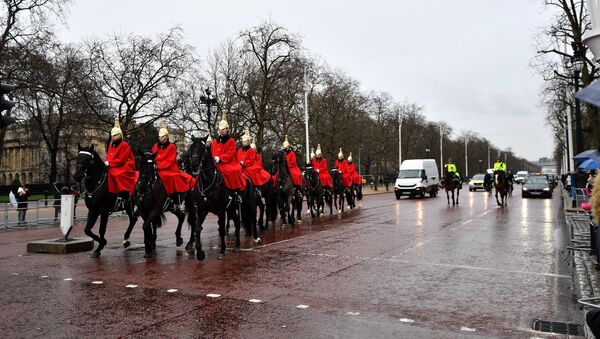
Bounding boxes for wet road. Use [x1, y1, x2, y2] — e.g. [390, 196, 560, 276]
[0, 186, 581, 338]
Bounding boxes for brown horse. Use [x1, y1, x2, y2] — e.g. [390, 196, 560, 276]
[443, 170, 461, 206]
[495, 171, 509, 207]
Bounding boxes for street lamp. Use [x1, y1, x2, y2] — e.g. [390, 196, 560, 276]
[570, 42, 585, 154]
[425, 146, 431, 158]
[478, 159, 482, 173]
[199, 88, 219, 135]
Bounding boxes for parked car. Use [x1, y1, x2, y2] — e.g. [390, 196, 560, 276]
[468, 174, 485, 191]
[395, 159, 440, 199]
[522, 174, 553, 198]
[515, 171, 528, 184]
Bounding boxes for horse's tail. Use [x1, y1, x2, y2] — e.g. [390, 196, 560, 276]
[266, 179, 278, 222]
[241, 179, 256, 235]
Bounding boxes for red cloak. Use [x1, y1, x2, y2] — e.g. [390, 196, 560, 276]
[312, 157, 333, 188]
[212, 136, 247, 190]
[284, 149, 303, 186]
[152, 142, 196, 196]
[106, 140, 138, 194]
[238, 147, 271, 186]
[334, 159, 353, 187]
[346, 162, 362, 185]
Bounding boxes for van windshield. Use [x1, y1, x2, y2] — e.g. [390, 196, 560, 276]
[398, 169, 424, 179]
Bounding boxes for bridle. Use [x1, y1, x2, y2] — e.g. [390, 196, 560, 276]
[77, 150, 106, 198]
[190, 141, 221, 199]
[136, 154, 158, 199]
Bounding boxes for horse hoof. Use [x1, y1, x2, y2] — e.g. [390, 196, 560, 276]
[123, 240, 130, 248]
[90, 251, 101, 258]
[217, 253, 225, 260]
[197, 251, 206, 261]
[233, 247, 241, 252]
[254, 237, 262, 245]
[176, 237, 183, 247]
[185, 242, 194, 252]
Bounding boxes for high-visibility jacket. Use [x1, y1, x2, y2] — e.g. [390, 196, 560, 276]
[493, 161, 506, 172]
[444, 163, 457, 173]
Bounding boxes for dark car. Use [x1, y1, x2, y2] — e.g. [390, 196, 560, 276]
[522, 175, 553, 198]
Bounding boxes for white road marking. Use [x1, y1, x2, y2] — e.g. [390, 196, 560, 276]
[296, 304, 309, 309]
[11, 272, 19, 275]
[399, 318, 415, 323]
[206, 293, 221, 298]
[63, 278, 72, 281]
[125, 284, 138, 288]
[346, 311, 360, 316]
[40, 275, 48, 279]
[461, 327, 476, 332]
[249, 299, 262, 303]
[167, 289, 178, 293]
[91, 281, 103, 285]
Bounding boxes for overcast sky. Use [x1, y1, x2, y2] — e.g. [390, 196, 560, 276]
[57, 0, 556, 161]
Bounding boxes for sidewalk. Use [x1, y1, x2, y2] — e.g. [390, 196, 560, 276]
[564, 188, 600, 337]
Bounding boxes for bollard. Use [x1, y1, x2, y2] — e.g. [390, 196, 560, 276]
[60, 195, 74, 239]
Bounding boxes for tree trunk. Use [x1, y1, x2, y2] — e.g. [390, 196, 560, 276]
[49, 149, 58, 184]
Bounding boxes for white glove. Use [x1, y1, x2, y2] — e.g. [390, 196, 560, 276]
[240, 161, 244, 166]
[104, 161, 109, 167]
[214, 156, 220, 164]
[316, 169, 320, 173]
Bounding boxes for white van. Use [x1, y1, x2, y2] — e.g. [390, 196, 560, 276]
[515, 171, 528, 184]
[395, 159, 440, 199]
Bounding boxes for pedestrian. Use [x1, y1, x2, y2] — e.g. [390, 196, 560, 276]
[17, 186, 30, 225]
[70, 184, 80, 218]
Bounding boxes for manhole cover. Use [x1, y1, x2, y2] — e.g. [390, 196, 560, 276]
[531, 319, 584, 336]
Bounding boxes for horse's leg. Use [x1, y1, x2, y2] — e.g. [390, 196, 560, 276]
[456, 187, 460, 205]
[185, 195, 196, 251]
[495, 190, 501, 206]
[122, 196, 138, 248]
[90, 212, 109, 258]
[451, 190, 455, 206]
[84, 210, 101, 244]
[142, 218, 153, 257]
[296, 192, 303, 222]
[194, 210, 208, 260]
[217, 211, 228, 258]
[173, 208, 185, 247]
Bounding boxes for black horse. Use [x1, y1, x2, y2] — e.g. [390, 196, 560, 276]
[303, 166, 325, 218]
[330, 169, 346, 213]
[188, 136, 260, 260]
[254, 174, 277, 232]
[443, 169, 461, 206]
[135, 151, 194, 258]
[495, 171, 510, 207]
[273, 151, 301, 224]
[74, 144, 139, 257]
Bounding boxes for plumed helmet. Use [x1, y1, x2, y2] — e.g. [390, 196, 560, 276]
[111, 118, 122, 136]
[283, 135, 290, 149]
[250, 138, 256, 150]
[310, 147, 315, 159]
[218, 110, 229, 131]
[338, 148, 344, 159]
[316, 144, 322, 157]
[158, 117, 169, 137]
[206, 134, 213, 145]
[242, 128, 251, 143]
[348, 152, 353, 162]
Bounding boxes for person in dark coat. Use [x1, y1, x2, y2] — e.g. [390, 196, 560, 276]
[17, 186, 30, 224]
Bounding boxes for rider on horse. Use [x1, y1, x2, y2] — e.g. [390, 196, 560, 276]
[238, 128, 271, 187]
[347, 152, 362, 186]
[311, 144, 333, 189]
[443, 158, 461, 184]
[493, 157, 507, 185]
[282, 135, 303, 193]
[151, 118, 196, 211]
[105, 118, 138, 198]
[211, 110, 247, 201]
[334, 148, 353, 187]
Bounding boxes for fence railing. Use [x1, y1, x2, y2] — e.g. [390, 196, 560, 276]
[0, 198, 88, 231]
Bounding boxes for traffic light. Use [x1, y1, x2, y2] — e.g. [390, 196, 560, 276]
[0, 83, 16, 129]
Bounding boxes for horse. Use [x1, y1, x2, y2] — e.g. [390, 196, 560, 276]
[330, 169, 346, 213]
[272, 150, 299, 224]
[188, 136, 260, 260]
[443, 170, 461, 206]
[494, 171, 510, 207]
[74, 144, 139, 257]
[135, 151, 193, 258]
[303, 167, 325, 218]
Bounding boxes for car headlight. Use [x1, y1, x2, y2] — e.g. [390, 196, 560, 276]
[543, 188, 550, 191]
[523, 187, 528, 191]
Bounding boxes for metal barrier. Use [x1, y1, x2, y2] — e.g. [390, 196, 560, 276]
[0, 198, 88, 231]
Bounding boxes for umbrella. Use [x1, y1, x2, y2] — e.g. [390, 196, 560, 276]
[579, 158, 600, 170]
[574, 149, 600, 163]
[576, 80, 600, 108]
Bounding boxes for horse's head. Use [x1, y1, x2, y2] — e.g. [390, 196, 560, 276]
[304, 166, 318, 186]
[138, 150, 157, 183]
[189, 135, 210, 175]
[74, 144, 99, 182]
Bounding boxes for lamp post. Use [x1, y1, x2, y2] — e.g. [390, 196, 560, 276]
[199, 88, 219, 135]
[398, 110, 402, 168]
[570, 42, 585, 154]
[425, 146, 431, 159]
[478, 159, 482, 173]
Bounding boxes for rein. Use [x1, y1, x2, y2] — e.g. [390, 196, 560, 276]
[78, 151, 106, 198]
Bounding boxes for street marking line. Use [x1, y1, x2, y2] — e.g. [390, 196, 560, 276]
[40, 275, 48, 279]
[249, 299, 262, 303]
[206, 293, 221, 298]
[461, 327, 476, 332]
[125, 284, 138, 288]
[296, 304, 309, 309]
[91, 281, 103, 285]
[399, 318, 415, 323]
[167, 289, 178, 293]
[347, 311, 360, 316]
[63, 278, 72, 281]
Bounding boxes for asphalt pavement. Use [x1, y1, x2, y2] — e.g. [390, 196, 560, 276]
[0, 186, 582, 338]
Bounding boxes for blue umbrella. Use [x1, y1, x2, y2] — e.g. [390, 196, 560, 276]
[579, 158, 600, 170]
[574, 149, 597, 162]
